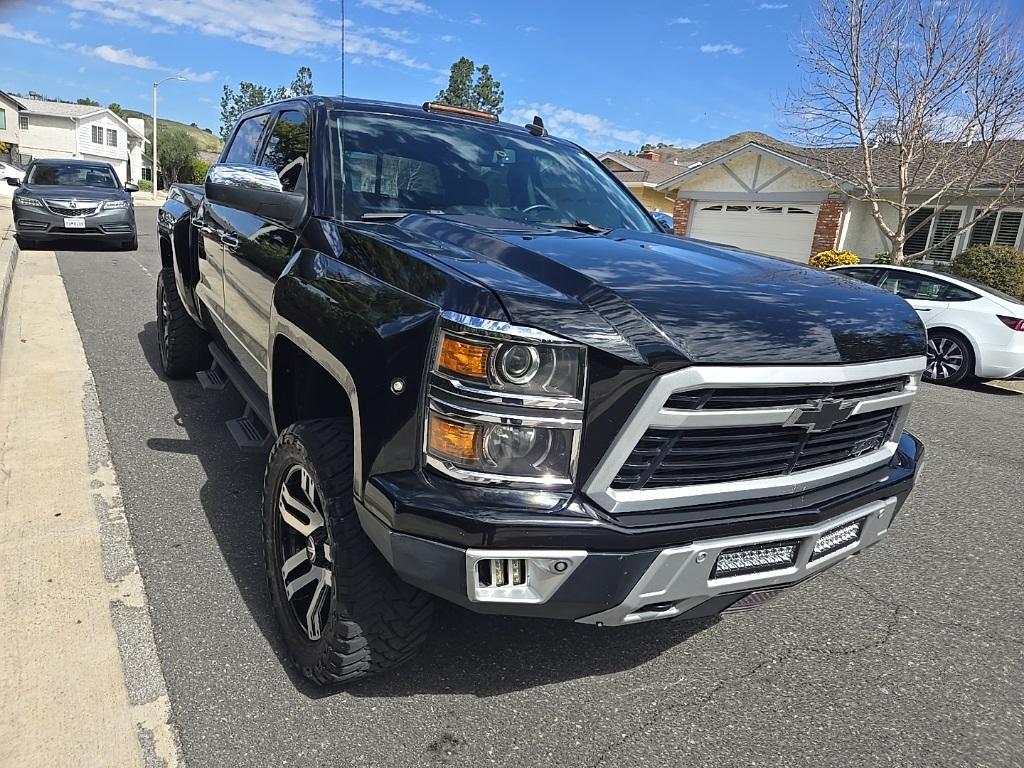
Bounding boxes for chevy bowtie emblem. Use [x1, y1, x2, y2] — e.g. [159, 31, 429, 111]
[783, 397, 856, 432]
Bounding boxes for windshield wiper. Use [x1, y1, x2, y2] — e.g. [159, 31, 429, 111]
[360, 209, 446, 222]
[544, 220, 609, 234]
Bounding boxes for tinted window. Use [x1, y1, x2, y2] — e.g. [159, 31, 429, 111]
[27, 163, 118, 188]
[942, 284, 980, 302]
[260, 110, 310, 193]
[225, 114, 269, 165]
[329, 112, 656, 232]
[878, 271, 947, 301]
[835, 267, 881, 284]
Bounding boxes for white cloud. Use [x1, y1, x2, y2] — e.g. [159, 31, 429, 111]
[179, 68, 219, 83]
[0, 23, 51, 45]
[90, 44, 158, 69]
[700, 43, 743, 54]
[64, 0, 433, 69]
[519, 25, 538, 33]
[759, 3, 789, 8]
[669, 17, 695, 24]
[368, 26, 418, 43]
[509, 102, 687, 152]
[439, 34, 457, 42]
[358, 0, 432, 14]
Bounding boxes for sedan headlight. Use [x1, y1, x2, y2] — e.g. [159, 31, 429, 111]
[103, 199, 130, 210]
[14, 196, 42, 208]
[425, 312, 586, 485]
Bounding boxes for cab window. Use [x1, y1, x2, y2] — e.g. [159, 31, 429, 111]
[260, 110, 310, 194]
[224, 114, 269, 165]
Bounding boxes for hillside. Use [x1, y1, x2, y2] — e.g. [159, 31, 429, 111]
[123, 110, 222, 154]
[639, 131, 798, 165]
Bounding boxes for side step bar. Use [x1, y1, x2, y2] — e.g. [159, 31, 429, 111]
[200, 342, 273, 452]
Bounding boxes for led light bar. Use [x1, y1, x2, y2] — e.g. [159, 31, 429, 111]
[811, 518, 864, 560]
[712, 540, 799, 579]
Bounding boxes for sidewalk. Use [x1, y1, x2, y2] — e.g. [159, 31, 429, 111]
[0, 242, 180, 767]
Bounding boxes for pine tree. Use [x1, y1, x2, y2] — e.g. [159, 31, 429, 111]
[472, 64, 504, 116]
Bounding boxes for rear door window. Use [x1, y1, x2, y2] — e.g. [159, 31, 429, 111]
[878, 271, 947, 300]
[224, 114, 269, 165]
[835, 267, 883, 284]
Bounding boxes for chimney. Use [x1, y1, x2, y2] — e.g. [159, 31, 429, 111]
[637, 150, 661, 162]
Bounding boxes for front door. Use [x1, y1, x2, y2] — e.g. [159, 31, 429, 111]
[877, 270, 951, 322]
[221, 107, 310, 388]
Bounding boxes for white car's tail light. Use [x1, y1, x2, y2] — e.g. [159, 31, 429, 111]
[997, 315, 1024, 331]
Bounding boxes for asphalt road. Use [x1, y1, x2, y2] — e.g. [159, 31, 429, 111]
[57, 209, 1023, 768]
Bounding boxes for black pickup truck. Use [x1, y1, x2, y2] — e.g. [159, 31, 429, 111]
[157, 96, 927, 686]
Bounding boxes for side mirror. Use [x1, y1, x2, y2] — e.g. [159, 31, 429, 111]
[5, 177, 20, 187]
[650, 211, 674, 234]
[205, 163, 304, 223]
[124, 182, 140, 193]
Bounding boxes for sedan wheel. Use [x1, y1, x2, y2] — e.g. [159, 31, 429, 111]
[925, 333, 971, 385]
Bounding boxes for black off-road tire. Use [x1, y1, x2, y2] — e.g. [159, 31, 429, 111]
[263, 419, 434, 686]
[156, 267, 211, 378]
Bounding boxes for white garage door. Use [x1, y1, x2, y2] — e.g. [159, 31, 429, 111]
[689, 202, 820, 262]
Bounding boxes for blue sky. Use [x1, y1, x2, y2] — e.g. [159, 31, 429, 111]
[2, 0, 816, 151]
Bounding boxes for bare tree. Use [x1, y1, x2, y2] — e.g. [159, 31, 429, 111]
[786, 0, 1024, 262]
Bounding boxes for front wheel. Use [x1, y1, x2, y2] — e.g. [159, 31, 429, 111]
[924, 331, 973, 385]
[156, 267, 210, 378]
[263, 419, 434, 686]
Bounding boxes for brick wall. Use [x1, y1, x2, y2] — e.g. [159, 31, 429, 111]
[673, 197, 692, 236]
[810, 197, 846, 256]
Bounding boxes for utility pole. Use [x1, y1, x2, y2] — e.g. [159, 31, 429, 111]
[152, 75, 186, 200]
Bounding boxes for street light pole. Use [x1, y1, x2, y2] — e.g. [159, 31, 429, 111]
[151, 75, 186, 200]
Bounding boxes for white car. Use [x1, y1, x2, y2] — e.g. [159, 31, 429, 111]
[0, 161, 25, 197]
[831, 264, 1024, 385]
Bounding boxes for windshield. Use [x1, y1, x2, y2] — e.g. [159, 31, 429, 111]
[329, 111, 656, 233]
[27, 163, 119, 189]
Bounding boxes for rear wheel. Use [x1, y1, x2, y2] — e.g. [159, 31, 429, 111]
[156, 267, 211, 378]
[924, 331, 973, 385]
[263, 419, 434, 686]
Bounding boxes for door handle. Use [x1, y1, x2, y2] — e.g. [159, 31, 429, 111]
[191, 216, 206, 230]
[222, 234, 239, 248]
[917, 308, 931, 311]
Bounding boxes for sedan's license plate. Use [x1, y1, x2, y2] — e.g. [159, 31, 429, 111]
[64, 217, 86, 229]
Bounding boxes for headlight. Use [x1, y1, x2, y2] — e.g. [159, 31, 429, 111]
[103, 199, 130, 210]
[425, 312, 586, 485]
[14, 196, 42, 208]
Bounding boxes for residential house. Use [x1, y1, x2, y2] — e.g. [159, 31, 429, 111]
[601, 133, 1024, 264]
[0, 93, 147, 183]
[0, 90, 24, 158]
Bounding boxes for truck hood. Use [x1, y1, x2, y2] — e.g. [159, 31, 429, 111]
[390, 215, 926, 366]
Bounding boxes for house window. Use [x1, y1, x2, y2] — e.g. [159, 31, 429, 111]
[904, 207, 964, 260]
[19, 114, 29, 130]
[141, 167, 152, 181]
[91, 125, 104, 144]
[968, 210, 1023, 249]
[0, 109, 5, 131]
[107, 128, 117, 146]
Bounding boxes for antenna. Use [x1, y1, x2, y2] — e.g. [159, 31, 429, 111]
[339, 0, 347, 223]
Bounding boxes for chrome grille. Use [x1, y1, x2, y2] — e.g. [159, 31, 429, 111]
[613, 408, 898, 489]
[583, 358, 925, 515]
[45, 200, 100, 216]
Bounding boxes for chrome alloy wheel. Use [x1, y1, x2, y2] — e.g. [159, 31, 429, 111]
[277, 465, 333, 641]
[926, 336, 966, 381]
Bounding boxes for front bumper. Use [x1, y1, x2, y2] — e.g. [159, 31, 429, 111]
[14, 205, 136, 239]
[359, 432, 924, 624]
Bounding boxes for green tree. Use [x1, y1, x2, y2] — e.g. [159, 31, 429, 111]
[158, 128, 200, 186]
[290, 66, 314, 96]
[472, 64, 504, 116]
[219, 66, 314, 140]
[107, 102, 126, 120]
[435, 57, 504, 116]
[76, 97, 101, 107]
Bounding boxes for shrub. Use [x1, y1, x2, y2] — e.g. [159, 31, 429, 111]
[873, 251, 893, 264]
[810, 249, 860, 269]
[138, 179, 153, 192]
[951, 245, 1024, 299]
[188, 159, 211, 185]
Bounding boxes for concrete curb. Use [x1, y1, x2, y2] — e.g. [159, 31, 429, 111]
[0, 202, 18, 362]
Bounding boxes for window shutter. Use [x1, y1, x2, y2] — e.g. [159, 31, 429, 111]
[994, 211, 1022, 247]
[968, 212, 996, 247]
[904, 208, 933, 256]
[930, 209, 963, 260]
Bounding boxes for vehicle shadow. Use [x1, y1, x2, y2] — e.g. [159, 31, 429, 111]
[961, 379, 1023, 397]
[138, 321, 715, 699]
[21, 238, 128, 252]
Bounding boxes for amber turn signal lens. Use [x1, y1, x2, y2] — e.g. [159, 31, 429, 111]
[438, 335, 491, 380]
[427, 413, 481, 462]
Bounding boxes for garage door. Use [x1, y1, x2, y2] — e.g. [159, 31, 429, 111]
[689, 202, 820, 262]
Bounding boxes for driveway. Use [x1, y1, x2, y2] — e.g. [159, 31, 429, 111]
[55, 209, 1024, 767]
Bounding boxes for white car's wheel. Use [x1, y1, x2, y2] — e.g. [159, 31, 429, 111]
[924, 332, 973, 385]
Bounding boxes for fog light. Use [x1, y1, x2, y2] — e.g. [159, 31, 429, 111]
[712, 541, 799, 578]
[811, 519, 864, 560]
[466, 550, 587, 603]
